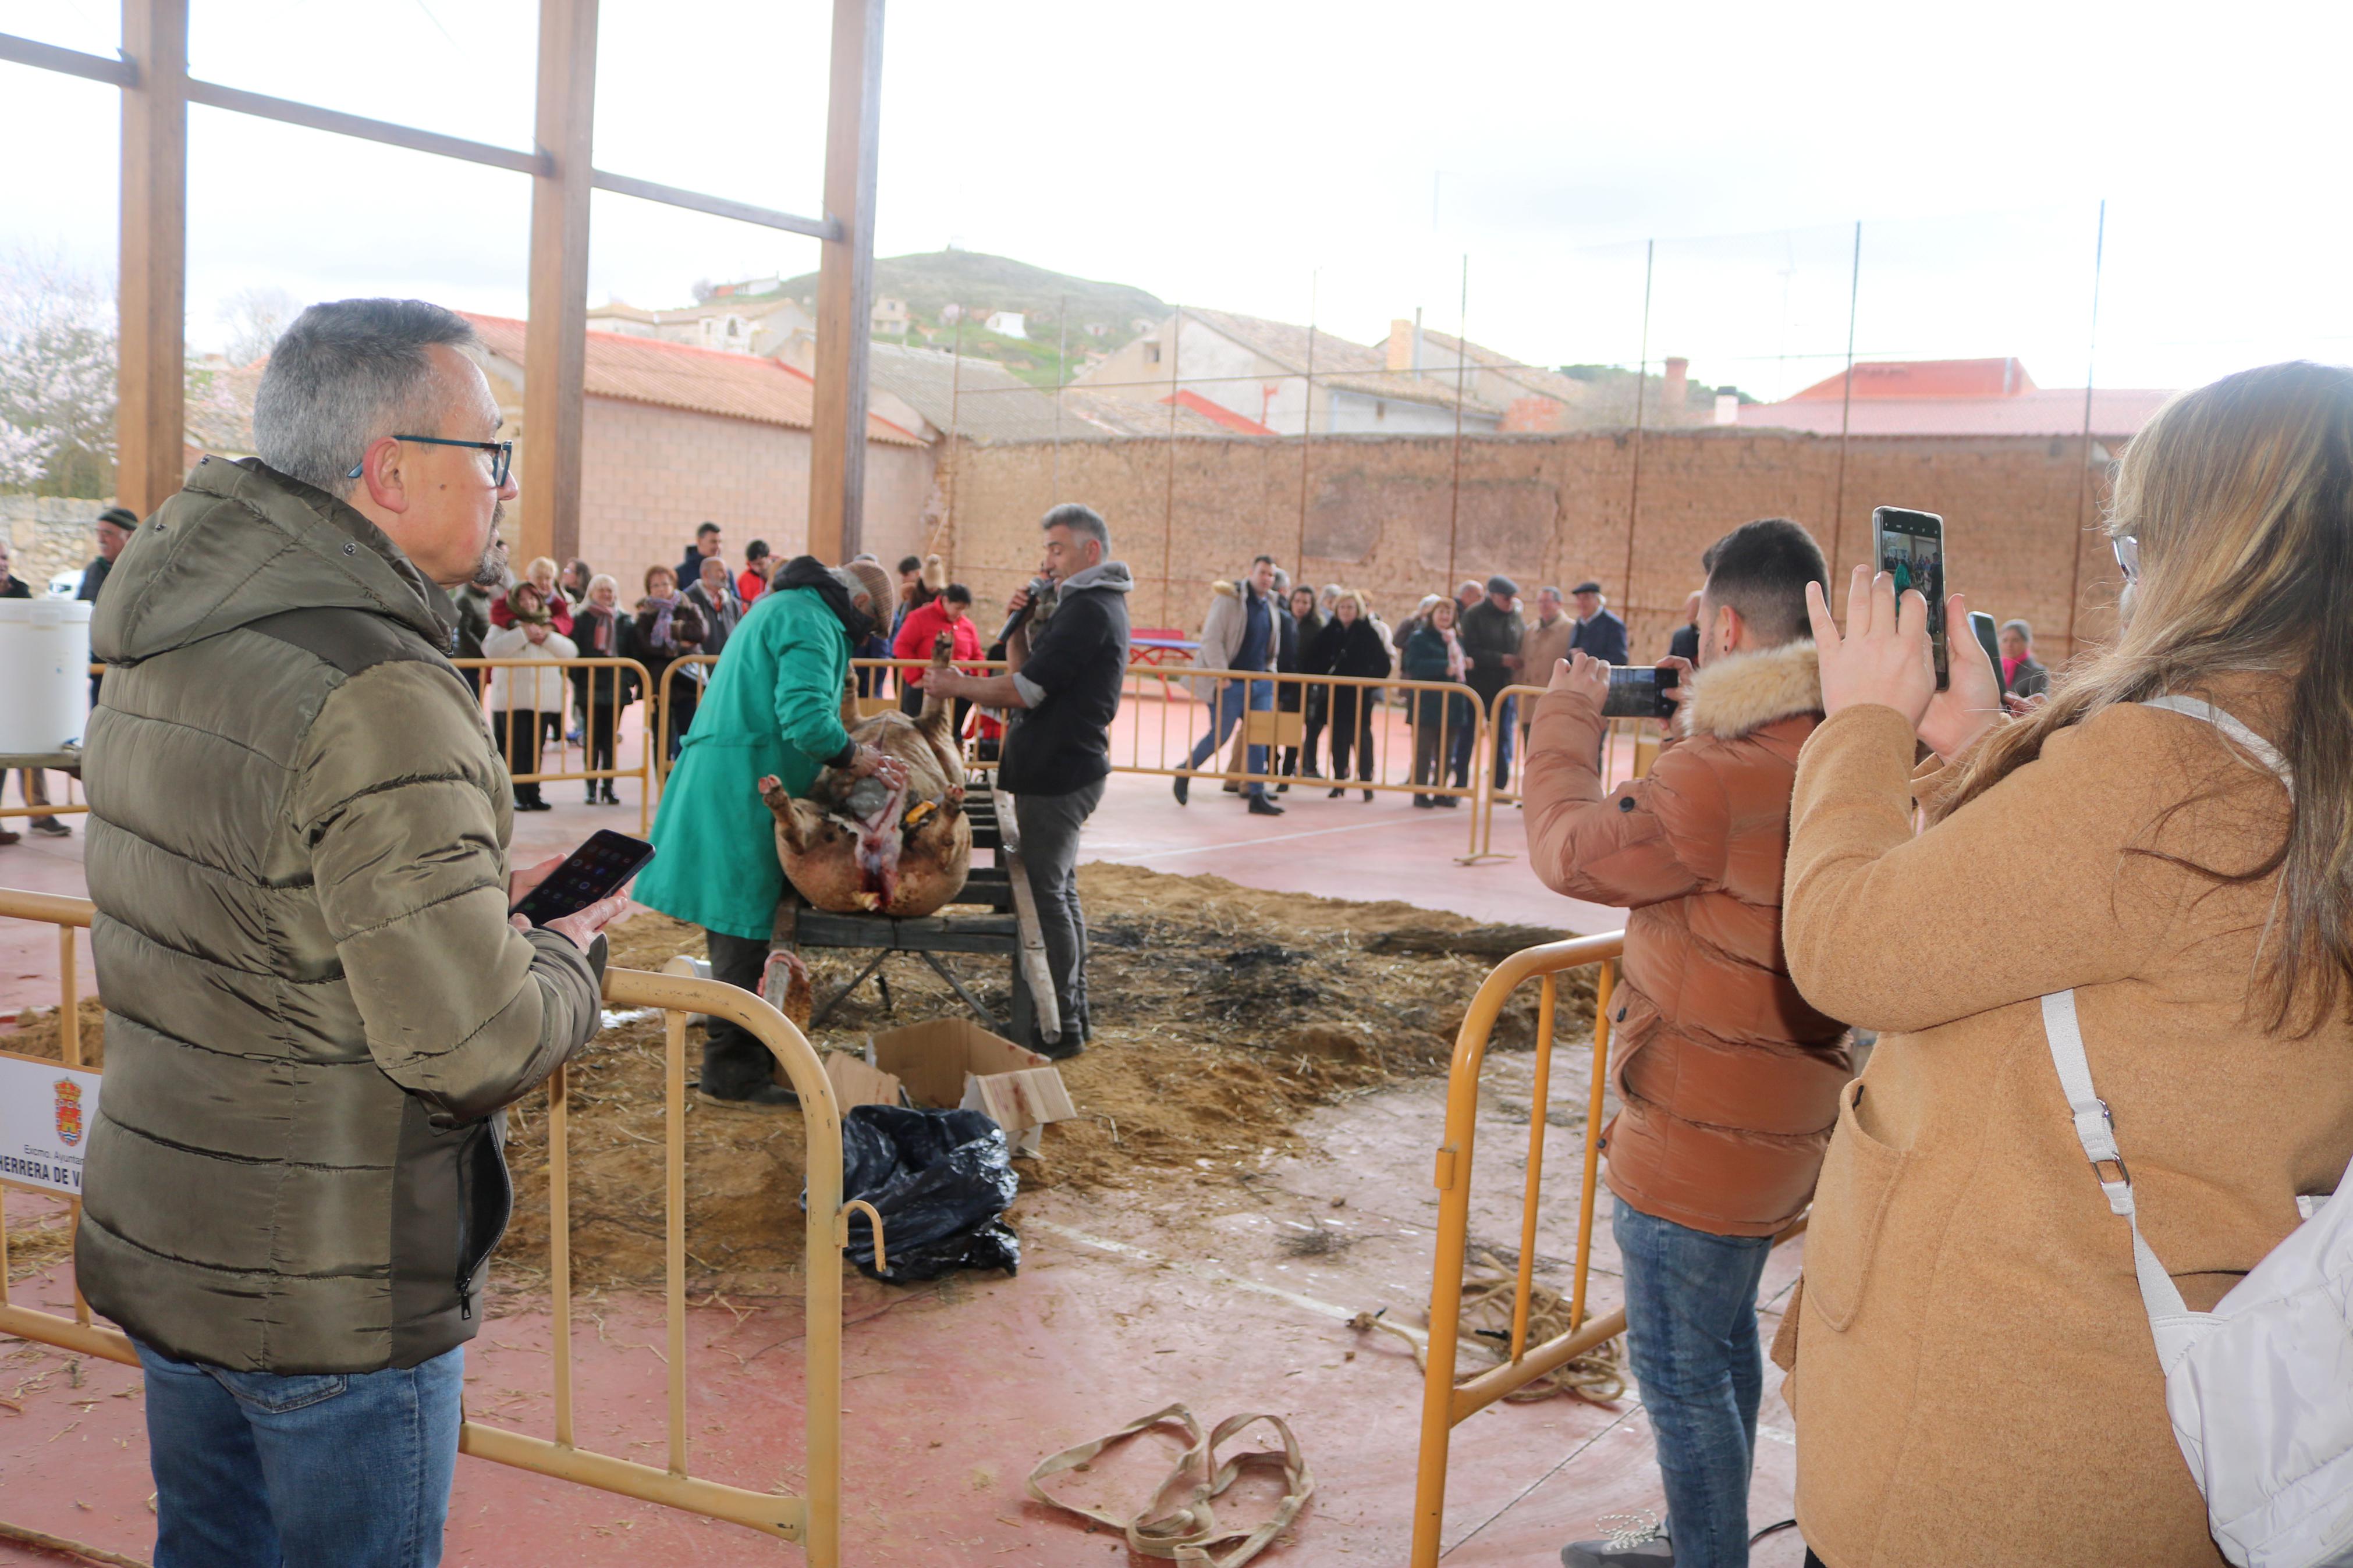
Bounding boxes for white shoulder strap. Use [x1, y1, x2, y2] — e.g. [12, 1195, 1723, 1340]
[2040, 991, 2200, 1365]
[2044, 699, 2281, 1364]
[2140, 694, 2292, 797]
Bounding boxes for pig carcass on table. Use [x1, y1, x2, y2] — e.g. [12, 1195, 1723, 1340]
[760, 632, 972, 916]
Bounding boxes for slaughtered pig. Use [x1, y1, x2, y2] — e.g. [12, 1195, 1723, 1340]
[760, 632, 972, 916]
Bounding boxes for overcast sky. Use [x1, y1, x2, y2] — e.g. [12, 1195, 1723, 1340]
[4, 0, 2347, 400]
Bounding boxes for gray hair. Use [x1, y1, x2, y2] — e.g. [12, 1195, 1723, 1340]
[2001, 618, 2035, 642]
[253, 299, 478, 498]
[1042, 502, 1110, 555]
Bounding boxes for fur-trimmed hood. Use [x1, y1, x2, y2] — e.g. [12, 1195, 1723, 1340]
[1677, 640, 1823, 741]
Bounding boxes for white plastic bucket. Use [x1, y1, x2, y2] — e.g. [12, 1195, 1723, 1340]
[0, 596, 94, 752]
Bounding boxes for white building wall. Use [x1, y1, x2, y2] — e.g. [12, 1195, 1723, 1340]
[1321, 389, 1487, 435]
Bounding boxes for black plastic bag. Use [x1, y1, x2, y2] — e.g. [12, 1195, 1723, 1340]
[823, 1104, 1020, 1283]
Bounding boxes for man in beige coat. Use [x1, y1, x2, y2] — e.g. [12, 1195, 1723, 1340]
[1518, 585, 1577, 763]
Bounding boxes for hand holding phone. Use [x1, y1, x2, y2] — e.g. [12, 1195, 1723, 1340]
[1871, 506, 1947, 690]
[1805, 566, 1941, 728]
[511, 830, 654, 929]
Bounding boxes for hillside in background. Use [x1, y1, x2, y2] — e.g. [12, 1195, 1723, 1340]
[782, 249, 1170, 337]
[768, 250, 1168, 386]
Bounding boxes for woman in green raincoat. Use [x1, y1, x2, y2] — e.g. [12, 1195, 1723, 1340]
[631, 556, 905, 1107]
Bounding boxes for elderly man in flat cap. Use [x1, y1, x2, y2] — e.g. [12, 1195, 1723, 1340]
[1568, 579, 1630, 666]
[1458, 573, 1528, 791]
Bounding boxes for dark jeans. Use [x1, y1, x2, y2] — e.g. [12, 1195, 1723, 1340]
[1014, 778, 1103, 1044]
[496, 707, 542, 806]
[1293, 685, 1328, 776]
[1327, 687, 1375, 782]
[1614, 1196, 1775, 1568]
[701, 928, 776, 1098]
[137, 1339, 463, 1568]
[581, 703, 622, 795]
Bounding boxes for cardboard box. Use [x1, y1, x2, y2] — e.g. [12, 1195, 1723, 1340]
[865, 1018, 1077, 1155]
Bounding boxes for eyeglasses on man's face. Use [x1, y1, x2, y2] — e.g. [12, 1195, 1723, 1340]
[346, 435, 514, 488]
[2113, 534, 2139, 584]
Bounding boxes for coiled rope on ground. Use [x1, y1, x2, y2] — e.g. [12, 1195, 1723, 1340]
[1365, 1247, 1626, 1404]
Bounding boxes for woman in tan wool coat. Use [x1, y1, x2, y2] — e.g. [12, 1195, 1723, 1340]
[1774, 361, 2353, 1568]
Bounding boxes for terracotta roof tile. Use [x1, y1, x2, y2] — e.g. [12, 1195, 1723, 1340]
[1738, 388, 2171, 439]
[463, 314, 920, 445]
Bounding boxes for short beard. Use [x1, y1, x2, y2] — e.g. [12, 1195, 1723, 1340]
[468, 504, 510, 590]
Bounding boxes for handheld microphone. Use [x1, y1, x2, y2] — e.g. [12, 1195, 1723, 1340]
[997, 576, 1053, 644]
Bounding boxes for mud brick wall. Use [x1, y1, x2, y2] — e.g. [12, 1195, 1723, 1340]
[1, 496, 110, 591]
[938, 429, 2119, 663]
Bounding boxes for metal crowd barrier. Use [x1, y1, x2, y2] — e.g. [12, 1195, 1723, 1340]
[6, 659, 661, 833]
[1408, 933, 1805, 1563]
[0, 889, 869, 1562]
[649, 655, 1010, 783]
[450, 656, 658, 832]
[1115, 667, 1490, 849]
[1462, 682, 1667, 863]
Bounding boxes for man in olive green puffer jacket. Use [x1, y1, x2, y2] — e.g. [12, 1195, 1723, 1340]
[77, 299, 624, 1567]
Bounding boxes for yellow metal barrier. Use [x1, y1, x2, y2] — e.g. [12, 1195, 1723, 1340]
[1462, 682, 1664, 863]
[649, 655, 1010, 790]
[1410, 933, 1806, 1563]
[450, 656, 658, 832]
[0, 889, 864, 1561]
[1413, 933, 1627, 1566]
[1116, 667, 1490, 848]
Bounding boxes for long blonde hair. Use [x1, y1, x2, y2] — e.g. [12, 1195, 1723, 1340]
[1939, 361, 2353, 1030]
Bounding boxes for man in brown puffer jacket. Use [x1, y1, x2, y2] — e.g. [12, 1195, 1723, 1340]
[1525, 517, 1852, 1568]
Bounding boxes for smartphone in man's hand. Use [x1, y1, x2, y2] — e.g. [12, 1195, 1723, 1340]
[511, 831, 655, 926]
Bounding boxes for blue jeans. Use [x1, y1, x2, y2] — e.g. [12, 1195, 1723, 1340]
[1186, 677, 1273, 798]
[137, 1341, 464, 1568]
[1613, 1197, 1774, 1568]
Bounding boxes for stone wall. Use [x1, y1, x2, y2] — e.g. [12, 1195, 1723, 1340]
[563, 396, 937, 592]
[1, 496, 107, 592]
[938, 429, 2118, 660]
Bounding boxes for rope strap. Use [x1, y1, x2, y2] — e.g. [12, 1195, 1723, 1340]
[1027, 1403, 1315, 1567]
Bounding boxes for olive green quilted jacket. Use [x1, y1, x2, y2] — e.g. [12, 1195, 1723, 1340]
[76, 457, 605, 1374]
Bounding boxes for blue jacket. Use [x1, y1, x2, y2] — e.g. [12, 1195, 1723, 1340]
[1570, 609, 1630, 666]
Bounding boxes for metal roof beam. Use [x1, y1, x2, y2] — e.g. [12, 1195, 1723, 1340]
[588, 170, 837, 243]
[182, 78, 551, 176]
[5, 32, 831, 240]
[0, 31, 136, 88]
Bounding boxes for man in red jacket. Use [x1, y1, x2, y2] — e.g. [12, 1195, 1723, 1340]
[1525, 518, 1852, 1568]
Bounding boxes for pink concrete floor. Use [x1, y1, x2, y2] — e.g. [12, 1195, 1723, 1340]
[0, 1061, 1807, 1566]
[0, 686, 1726, 1565]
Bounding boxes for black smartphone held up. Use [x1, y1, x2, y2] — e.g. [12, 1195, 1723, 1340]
[1968, 610, 2001, 680]
[510, 830, 655, 926]
[1871, 506, 1948, 690]
[1600, 665, 1678, 720]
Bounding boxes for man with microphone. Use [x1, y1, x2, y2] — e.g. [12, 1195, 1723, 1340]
[925, 504, 1131, 1058]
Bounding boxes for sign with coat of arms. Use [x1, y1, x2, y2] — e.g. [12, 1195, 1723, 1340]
[0, 1053, 101, 1196]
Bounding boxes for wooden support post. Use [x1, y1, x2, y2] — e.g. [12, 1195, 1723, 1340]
[117, 0, 189, 518]
[807, 0, 884, 563]
[521, 0, 598, 568]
